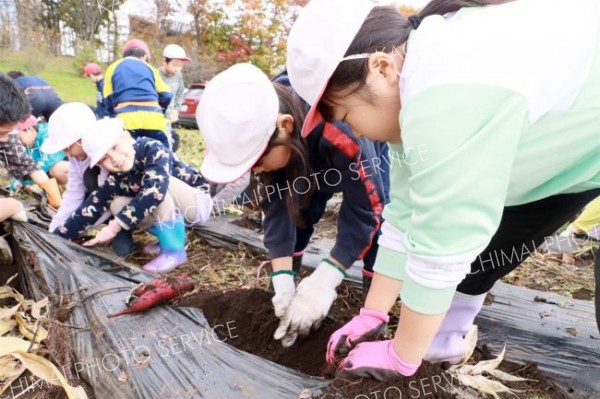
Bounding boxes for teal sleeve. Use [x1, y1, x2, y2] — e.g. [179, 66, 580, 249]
[374, 84, 530, 314]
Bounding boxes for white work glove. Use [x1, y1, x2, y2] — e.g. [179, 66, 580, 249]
[271, 271, 296, 318]
[273, 259, 345, 347]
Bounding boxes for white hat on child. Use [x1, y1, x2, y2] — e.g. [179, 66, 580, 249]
[163, 44, 191, 62]
[286, 0, 374, 137]
[83, 118, 125, 167]
[196, 63, 278, 184]
[42, 103, 97, 154]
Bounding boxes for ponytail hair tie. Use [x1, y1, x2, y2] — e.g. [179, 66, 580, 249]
[408, 15, 421, 29]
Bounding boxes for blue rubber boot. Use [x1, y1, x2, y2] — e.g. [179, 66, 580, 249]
[143, 216, 187, 274]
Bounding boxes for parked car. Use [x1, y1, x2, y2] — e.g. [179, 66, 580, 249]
[177, 83, 205, 129]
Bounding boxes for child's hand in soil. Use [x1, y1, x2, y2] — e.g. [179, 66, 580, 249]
[271, 272, 296, 318]
[273, 260, 344, 347]
[83, 219, 122, 247]
[336, 340, 420, 381]
[326, 308, 389, 364]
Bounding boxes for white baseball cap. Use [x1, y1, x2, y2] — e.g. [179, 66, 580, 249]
[42, 103, 97, 154]
[197, 63, 278, 184]
[83, 118, 125, 167]
[287, 0, 375, 137]
[163, 44, 191, 62]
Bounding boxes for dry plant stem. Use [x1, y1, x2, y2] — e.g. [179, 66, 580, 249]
[26, 320, 42, 353]
[44, 318, 89, 330]
[79, 287, 130, 303]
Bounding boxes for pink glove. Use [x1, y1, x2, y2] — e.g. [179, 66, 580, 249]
[326, 308, 389, 364]
[83, 220, 122, 247]
[336, 340, 421, 381]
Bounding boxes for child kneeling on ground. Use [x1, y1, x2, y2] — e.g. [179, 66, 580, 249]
[55, 118, 212, 273]
[0, 74, 62, 208]
[11, 115, 69, 189]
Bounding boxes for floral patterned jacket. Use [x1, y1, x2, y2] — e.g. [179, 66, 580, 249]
[56, 138, 205, 239]
[0, 132, 40, 180]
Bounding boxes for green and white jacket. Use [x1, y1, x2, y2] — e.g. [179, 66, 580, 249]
[375, 0, 600, 314]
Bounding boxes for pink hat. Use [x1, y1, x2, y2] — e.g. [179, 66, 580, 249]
[123, 38, 151, 60]
[15, 115, 37, 131]
[83, 63, 102, 77]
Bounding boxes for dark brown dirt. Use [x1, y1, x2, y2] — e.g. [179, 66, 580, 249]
[179, 283, 362, 377]
[179, 283, 567, 399]
[231, 213, 263, 231]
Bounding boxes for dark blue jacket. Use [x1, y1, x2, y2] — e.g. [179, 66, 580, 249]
[95, 79, 111, 119]
[15, 76, 50, 88]
[262, 72, 390, 269]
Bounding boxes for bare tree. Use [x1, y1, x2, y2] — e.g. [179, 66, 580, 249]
[59, 0, 126, 51]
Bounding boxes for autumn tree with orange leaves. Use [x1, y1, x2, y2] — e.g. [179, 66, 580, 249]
[187, 0, 301, 77]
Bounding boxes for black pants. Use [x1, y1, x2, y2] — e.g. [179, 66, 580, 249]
[171, 129, 181, 152]
[458, 189, 600, 295]
[28, 90, 63, 121]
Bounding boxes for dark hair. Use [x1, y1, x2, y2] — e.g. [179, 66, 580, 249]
[163, 57, 173, 64]
[0, 73, 31, 125]
[123, 47, 147, 59]
[7, 70, 24, 80]
[256, 83, 313, 226]
[319, 0, 514, 118]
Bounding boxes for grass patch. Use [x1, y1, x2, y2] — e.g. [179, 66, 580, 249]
[0, 50, 96, 105]
[174, 127, 205, 167]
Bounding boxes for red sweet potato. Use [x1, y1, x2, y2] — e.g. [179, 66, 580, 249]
[131, 278, 168, 297]
[109, 280, 195, 318]
[131, 273, 192, 297]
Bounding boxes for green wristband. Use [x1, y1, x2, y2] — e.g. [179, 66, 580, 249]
[270, 270, 297, 277]
[323, 258, 347, 278]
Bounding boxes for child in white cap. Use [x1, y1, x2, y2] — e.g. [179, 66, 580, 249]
[159, 44, 191, 152]
[197, 63, 390, 347]
[43, 103, 124, 249]
[286, 0, 600, 381]
[54, 118, 212, 273]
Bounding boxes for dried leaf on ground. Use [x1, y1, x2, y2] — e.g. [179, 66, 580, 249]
[11, 352, 88, 399]
[448, 347, 525, 399]
[0, 280, 86, 398]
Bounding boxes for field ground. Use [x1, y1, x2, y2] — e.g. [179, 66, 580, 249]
[0, 46, 595, 303]
[1, 51, 597, 399]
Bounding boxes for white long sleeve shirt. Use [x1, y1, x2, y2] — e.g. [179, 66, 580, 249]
[49, 157, 109, 232]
